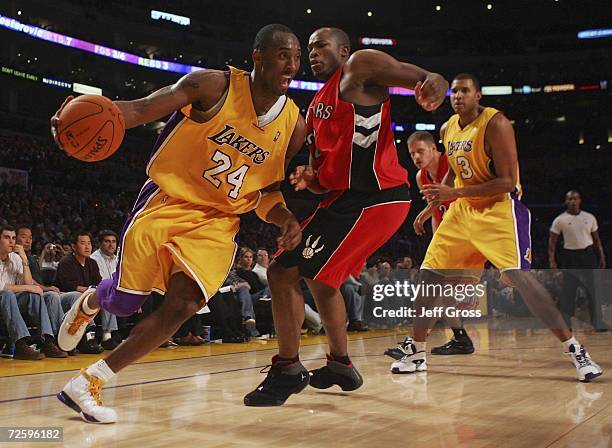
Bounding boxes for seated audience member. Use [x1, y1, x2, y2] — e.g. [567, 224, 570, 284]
[0, 225, 66, 357]
[90, 230, 122, 349]
[55, 232, 111, 353]
[0, 289, 45, 360]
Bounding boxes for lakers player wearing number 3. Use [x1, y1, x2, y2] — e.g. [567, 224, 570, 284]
[50, 24, 307, 423]
[390, 73, 602, 383]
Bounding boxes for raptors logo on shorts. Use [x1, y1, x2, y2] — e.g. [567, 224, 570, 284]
[276, 185, 411, 289]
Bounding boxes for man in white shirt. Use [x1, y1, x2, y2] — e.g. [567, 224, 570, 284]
[549, 191, 607, 331]
[89, 230, 120, 349]
[252, 248, 269, 286]
[90, 230, 119, 281]
[0, 225, 67, 357]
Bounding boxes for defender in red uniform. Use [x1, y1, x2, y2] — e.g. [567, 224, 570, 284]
[245, 27, 448, 406]
[385, 131, 475, 359]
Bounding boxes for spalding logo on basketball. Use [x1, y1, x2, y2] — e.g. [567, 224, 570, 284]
[57, 95, 126, 162]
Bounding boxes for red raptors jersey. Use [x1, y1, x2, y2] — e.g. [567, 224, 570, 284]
[419, 152, 453, 222]
[306, 65, 409, 192]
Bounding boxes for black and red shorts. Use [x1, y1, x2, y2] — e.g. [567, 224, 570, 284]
[276, 184, 411, 289]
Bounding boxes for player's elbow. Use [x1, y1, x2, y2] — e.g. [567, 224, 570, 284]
[500, 176, 516, 193]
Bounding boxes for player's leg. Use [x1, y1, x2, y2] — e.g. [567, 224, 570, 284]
[242, 258, 311, 406]
[57, 272, 202, 423]
[477, 198, 602, 382]
[304, 278, 363, 391]
[391, 201, 481, 373]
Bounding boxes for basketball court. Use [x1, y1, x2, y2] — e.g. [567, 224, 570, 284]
[2, 322, 610, 447]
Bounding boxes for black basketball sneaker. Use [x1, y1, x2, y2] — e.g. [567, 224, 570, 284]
[309, 354, 363, 391]
[244, 356, 310, 406]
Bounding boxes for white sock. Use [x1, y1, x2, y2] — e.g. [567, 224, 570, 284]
[102, 332, 112, 342]
[86, 359, 116, 382]
[562, 336, 579, 351]
[82, 295, 99, 315]
[415, 341, 427, 353]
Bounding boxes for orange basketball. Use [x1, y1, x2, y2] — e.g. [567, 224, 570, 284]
[57, 95, 125, 162]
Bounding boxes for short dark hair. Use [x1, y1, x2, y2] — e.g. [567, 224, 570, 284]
[72, 232, 92, 244]
[0, 224, 15, 235]
[453, 73, 481, 92]
[313, 27, 351, 52]
[15, 224, 31, 234]
[98, 229, 118, 243]
[328, 27, 350, 52]
[253, 24, 296, 51]
[407, 131, 436, 146]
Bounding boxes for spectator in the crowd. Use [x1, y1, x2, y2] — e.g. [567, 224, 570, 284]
[0, 225, 67, 357]
[55, 232, 109, 353]
[89, 230, 122, 348]
[90, 230, 118, 281]
[342, 275, 368, 332]
[252, 248, 270, 286]
[0, 289, 46, 360]
[38, 242, 63, 270]
[549, 190, 608, 331]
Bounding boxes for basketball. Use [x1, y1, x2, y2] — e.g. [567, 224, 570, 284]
[57, 95, 125, 162]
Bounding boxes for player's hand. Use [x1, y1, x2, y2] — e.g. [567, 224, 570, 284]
[549, 260, 558, 270]
[415, 73, 449, 112]
[421, 183, 458, 202]
[289, 165, 316, 191]
[277, 217, 302, 251]
[50, 95, 74, 150]
[413, 210, 430, 236]
[599, 258, 606, 269]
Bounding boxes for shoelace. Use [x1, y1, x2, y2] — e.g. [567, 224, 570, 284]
[80, 369, 104, 406]
[574, 347, 591, 368]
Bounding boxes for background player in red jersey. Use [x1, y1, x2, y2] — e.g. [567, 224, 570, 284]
[244, 27, 448, 406]
[385, 131, 474, 360]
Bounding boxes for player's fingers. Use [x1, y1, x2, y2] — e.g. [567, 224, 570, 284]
[414, 81, 423, 101]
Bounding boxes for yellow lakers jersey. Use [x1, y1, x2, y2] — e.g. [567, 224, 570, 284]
[147, 66, 299, 214]
[444, 107, 522, 207]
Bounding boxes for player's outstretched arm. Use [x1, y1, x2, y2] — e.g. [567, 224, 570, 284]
[50, 70, 229, 144]
[115, 70, 228, 128]
[345, 49, 448, 111]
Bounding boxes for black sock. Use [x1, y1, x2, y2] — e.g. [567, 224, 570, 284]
[330, 353, 351, 365]
[452, 328, 468, 340]
[275, 355, 299, 364]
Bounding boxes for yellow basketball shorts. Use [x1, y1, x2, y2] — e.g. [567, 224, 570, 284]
[115, 179, 239, 300]
[421, 197, 532, 272]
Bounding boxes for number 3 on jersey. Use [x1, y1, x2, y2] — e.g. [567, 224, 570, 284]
[455, 156, 473, 179]
[202, 150, 250, 199]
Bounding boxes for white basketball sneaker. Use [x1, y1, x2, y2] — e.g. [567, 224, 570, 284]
[566, 344, 603, 382]
[390, 338, 428, 374]
[57, 369, 117, 424]
[58, 288, 98, 351]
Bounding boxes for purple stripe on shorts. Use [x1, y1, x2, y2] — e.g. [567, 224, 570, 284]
[148, 110, 185, 160]
[116, 179, 160, 282]
[513, 199, 532, 269]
